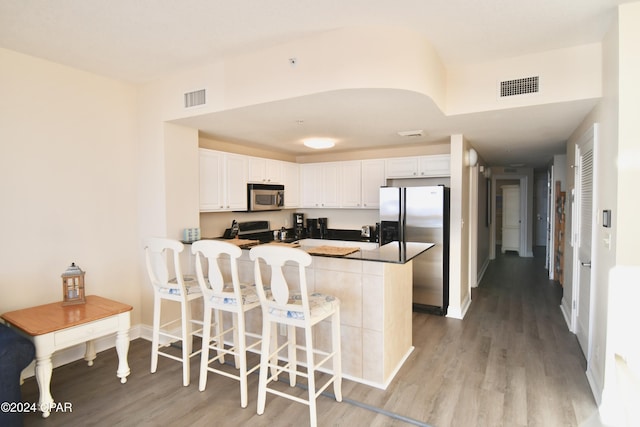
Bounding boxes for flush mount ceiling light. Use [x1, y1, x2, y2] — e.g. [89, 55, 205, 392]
[303, 138, 335, 149]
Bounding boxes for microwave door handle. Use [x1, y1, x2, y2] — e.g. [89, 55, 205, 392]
[277, 191, 284, 207]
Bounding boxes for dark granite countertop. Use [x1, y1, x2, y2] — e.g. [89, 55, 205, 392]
[307, 241, 435, 264]
[197, 237, 435, 264]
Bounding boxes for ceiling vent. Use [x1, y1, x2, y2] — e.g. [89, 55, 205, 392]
[184, 89, 206, 108]
[499, 76, 539, 98]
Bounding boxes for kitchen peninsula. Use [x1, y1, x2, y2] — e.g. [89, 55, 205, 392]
[231, 239, 434, 389]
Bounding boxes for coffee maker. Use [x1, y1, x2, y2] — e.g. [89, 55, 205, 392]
[318, 217, 328, 239]
[293, 213, 305, 239]
[306, 218, 318, 238]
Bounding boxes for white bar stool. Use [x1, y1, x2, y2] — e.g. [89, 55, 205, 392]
[249, 245, 342, 427]
[143, 237, 203, 386]
[191, 240, 262, 408]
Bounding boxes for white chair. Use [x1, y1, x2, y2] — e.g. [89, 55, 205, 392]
[191, 240, 262, 408]
[249, 245, 342, 427]
[143, 237, 203, 386]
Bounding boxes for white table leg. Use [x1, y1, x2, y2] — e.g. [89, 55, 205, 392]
[35, 354, 54, 418]
[115, 329, 130, 383]
[84, 340, 96, 366]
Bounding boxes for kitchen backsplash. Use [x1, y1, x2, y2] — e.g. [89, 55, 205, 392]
[200, 208, 379, 238]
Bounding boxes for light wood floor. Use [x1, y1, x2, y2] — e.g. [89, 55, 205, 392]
[21, 248, 598, 426]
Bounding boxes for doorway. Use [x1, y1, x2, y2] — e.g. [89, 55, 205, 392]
[490, 173, 530, 259]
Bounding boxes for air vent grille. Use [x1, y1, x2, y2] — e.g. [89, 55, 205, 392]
[184, 89, 206, 108]
[500, 76, 539, 97]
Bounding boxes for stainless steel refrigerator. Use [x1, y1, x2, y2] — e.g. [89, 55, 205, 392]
[379, 185, 450, 315]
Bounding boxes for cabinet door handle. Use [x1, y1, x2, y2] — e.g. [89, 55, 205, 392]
[581, 261, 591, 268]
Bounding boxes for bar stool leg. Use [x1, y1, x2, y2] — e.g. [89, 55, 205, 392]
[287, 324, 297, 386]
[332, 310, 342, 401]
[257, 319, 271, 415]
[305, 326, 317, 427]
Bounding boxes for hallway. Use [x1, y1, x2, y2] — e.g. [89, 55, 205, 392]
[20, 248, 599, 427]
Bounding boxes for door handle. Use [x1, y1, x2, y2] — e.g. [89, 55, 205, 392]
[581, 261, 591, 268]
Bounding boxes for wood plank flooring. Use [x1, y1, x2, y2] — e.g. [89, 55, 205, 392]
[20, 248, 598, 426]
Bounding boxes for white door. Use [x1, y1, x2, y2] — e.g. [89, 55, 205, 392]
[574, 129, 595, 358]
[501, 185, 521, 254]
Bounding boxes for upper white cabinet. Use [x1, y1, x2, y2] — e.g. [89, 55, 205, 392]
[418, 154, 450, 177]
[199, 148, 247, 212]
[341, 161, 362, 208]
[361, 159, 386, 209]
[248, 157, 282, 183]
[300, 160, 385, 209]
[282, 161, 300, 208]
[385, 157, 419, 178]
[385, 154, 450, 178]
[199, 149, 223, 211]
[300, 163, 340, 208]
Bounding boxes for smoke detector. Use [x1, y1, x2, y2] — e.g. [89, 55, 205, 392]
[397, 130, 423, 137]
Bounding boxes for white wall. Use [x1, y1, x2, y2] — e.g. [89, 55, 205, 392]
[446, 43, 602, 115]
[448, 134, 471, 318]
[601, 3, 640, 422]
[0, 48, 141, 322]
[563, 2, 640, 411]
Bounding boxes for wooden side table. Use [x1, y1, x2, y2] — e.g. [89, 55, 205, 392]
[1, 295, 132, 418]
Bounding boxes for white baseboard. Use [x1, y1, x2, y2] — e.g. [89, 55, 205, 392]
[560, 298, 573, 332]
[475, 257, 490, 287]
[447, 293, 471, 320]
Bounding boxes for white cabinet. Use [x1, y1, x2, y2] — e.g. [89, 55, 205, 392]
[322, 163, 340, 207]
[385, 157, 419, 178]
[301, 160, 384, 209]
[300, 164, 321, 207]
[361, 159, 386, 208]
[199, 149, 247, 212]
[199, 149, 223, 211]
[385, 154, 450, 179]
[282, 161, 300, 208]
[225, 154, 248, 210]
[341, 161, 362, 208]
[300, 163, 339, 208]
[248, 157, 282, 183]
[418, 154, 450, 177]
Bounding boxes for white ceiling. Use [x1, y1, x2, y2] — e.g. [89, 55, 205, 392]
[0, 0, 628, 167]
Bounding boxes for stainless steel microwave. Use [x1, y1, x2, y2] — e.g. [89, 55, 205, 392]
[247, 183, 284, 211]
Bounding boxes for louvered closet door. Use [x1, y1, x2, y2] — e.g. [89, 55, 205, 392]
[576, 131, 594, 359]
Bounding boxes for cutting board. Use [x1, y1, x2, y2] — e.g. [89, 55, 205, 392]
[306, 245, 360, 256]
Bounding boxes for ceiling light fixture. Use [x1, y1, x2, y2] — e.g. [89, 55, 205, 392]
[303, 138, 335, 149]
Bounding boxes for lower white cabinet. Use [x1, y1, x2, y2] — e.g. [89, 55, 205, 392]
[199, 148, 247, 212]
